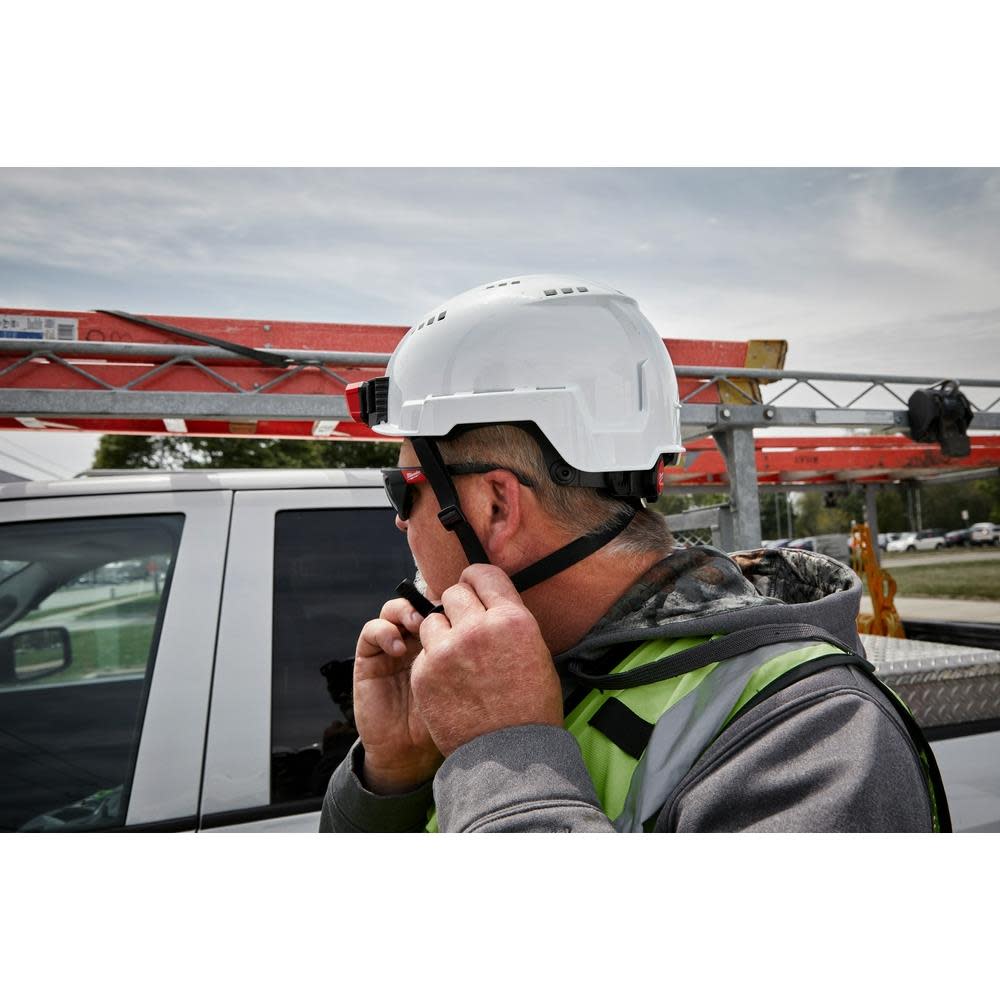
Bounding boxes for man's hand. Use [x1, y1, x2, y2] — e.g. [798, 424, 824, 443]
[412, 564, 563, 757]
[354, 598, 443, 794]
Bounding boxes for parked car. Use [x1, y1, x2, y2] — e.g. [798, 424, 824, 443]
[886, 529, 947, 553]
[879, 532, 903, 550]
[945, 528, 972, 548]
[887, 532, 916, 552]
[784, 534, 852, 565]
[785, 537, 814, 551]
[970, 522, 999, 547]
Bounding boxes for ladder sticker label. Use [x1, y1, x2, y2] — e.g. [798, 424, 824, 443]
[0, 315, 78, 341]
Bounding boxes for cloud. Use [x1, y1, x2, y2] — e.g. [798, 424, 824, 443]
[1, 167, 998, 371]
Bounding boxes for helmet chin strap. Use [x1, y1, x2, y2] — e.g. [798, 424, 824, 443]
[395, 436, 637, 617]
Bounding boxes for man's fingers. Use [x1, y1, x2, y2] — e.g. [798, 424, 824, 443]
[459, 564, 523, 610]
[357, 618, 409, 659]
[440, 581, 486, 623]
[418, 609, 452, 648]
[379, 597, 424, 636]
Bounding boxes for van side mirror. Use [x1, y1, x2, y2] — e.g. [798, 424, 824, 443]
[0, 627, 73, 684]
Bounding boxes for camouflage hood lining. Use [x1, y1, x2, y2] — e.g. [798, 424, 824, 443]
[556, 544, 864, 666]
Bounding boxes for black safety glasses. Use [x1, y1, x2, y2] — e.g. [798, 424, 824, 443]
[381, 463, 537, 520]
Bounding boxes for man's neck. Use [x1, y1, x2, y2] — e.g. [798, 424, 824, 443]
[523, 545, 669, 655]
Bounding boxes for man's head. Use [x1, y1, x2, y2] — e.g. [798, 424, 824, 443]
[393, 424, 674, 603]
[346, 274, 683, 615]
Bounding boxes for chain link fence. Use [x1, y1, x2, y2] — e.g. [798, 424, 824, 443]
[664, 505, 733, 550]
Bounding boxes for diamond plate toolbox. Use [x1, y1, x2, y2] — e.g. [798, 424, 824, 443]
[862, 634, 1000, 728]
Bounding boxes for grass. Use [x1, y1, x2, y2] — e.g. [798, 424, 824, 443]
[68, 624, 153, 676]
[877, 560, 1000, 601]
[18, 623, 154, 686]
[10, 587, 165, 687]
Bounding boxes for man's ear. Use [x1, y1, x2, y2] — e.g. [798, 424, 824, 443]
[476, 469, 524, 562]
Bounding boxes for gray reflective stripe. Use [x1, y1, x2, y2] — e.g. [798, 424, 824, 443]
[612, 641, 825, 832]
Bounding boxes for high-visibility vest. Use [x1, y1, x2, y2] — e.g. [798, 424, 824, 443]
[426, 629, 949, 832]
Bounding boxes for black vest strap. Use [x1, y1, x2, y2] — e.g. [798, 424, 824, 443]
[566, 623, 853, 690]
[588, 699, 654, 760]
[722, 652, 872, 730]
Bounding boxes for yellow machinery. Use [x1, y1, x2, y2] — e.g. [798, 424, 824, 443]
[851, 523, 905, 638]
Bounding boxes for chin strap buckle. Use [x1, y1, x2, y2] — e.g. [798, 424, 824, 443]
[437, 505, 464, 530]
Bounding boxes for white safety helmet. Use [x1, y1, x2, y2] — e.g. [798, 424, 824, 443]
[348, 274, 684, 503]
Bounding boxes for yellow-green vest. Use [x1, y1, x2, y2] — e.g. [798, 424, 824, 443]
[427, 633, 948, 832]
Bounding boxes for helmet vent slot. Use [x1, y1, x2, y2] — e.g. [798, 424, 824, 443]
[560, 287, 574, 294]
[418, 312, 446, 330]
[543, 288, 558, 296]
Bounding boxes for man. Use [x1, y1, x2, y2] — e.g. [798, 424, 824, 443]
[320, 274, 946, 832]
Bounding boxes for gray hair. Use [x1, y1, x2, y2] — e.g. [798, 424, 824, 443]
[437, 425, 673, 557]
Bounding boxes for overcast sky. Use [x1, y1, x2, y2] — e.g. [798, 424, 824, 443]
[2, 167, 1000, 480]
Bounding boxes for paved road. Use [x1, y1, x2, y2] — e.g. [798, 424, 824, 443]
[860, 595, 1000, 623]
[41, 580, 156, 610]
[881, 549, 1000, 570]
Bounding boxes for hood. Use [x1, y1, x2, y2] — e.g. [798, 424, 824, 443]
[556, 544, 864, 667]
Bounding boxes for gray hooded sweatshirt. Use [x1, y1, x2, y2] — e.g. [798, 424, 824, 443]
[319, 546, 933, 833]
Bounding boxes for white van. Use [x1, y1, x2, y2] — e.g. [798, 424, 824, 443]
[0, 469, 413, 832]
[2, 470, 998, 832]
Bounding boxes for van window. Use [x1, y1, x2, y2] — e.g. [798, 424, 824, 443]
[0, 515, 183, 831]
[271, 508, 414, 805]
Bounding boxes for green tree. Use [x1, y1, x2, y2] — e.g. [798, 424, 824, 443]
[92, 435, 400, 471]
[759, 492, 798, 540]
[976, 474, 1000, 521]
[788, 475, 1000, 536]
[791, 491, 856, 536]
[921, 477, 997, 529]
[874, 486, 908, 532]
[651, 491, 729, 516]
